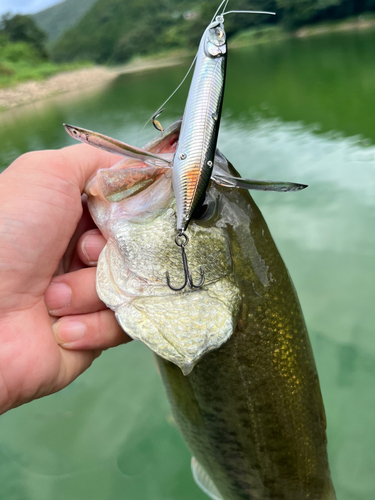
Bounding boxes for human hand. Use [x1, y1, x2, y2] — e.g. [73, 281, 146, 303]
[0, 145, 131, 415]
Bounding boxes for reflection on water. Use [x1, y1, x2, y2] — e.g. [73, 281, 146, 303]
[0, 29, 375, 500]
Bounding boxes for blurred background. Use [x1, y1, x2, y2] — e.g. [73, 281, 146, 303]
[1, 1, 375, 499]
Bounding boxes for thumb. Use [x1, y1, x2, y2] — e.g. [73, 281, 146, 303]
[0, 144, 119, 304]
[59, 143, 120, 192]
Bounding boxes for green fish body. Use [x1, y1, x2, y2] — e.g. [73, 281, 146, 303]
[157, 172, 336, 499]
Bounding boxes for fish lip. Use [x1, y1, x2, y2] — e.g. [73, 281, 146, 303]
[117, 276, 226, 300]
[162, 276, 222, 295]
[106, 275, 241, 376]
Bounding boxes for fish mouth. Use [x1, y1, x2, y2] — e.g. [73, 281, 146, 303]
[95, 221, 241, 375]
[114, 278, 241, 376]
[97, 238, 241, 375]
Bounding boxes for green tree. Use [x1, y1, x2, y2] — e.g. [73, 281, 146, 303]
[0, 14, 48, 58]
[275, 0, 339, 27]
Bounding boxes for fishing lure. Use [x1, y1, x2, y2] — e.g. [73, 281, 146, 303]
[154, 1, 275, 290]
[169, 4, 275, 234]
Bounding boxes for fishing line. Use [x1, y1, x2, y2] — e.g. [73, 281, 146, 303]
[211, 0, 230, 22]
[138, 0, 274, 145]
[137, 53, 197, 144]
[222, 10, 276, 16]
[222, 0, 230, 15]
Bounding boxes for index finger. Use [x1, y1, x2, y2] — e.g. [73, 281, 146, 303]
[6, 143, 120, 195]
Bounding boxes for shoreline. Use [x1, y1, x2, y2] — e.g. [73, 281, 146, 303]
[1, 16, 374, 113]
[231, 15, 375, 48]
[295, 16, 375, 38]
[0, 54, 187, 112]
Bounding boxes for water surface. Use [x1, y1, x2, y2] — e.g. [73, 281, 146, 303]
[1, 30, 375, 500]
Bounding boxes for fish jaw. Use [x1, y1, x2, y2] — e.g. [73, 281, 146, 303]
[93, 193, 241, 375]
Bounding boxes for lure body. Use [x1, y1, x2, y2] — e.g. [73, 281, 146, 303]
[173, 18, 227, 232]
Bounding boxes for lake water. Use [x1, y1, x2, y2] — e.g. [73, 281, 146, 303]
[1, 29, 375, 500]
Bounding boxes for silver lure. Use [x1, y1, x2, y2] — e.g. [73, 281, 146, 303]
[173, 16, 227, 233]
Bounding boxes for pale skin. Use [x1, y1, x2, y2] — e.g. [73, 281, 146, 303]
[0, 144, 131, 415]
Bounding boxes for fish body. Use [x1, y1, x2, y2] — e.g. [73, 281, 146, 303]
[173, 18, 227, 231]
[63, 6, 332, 497]
[83, 121, 336, 500]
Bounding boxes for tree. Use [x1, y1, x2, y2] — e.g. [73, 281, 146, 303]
[0, 14, 48, 58]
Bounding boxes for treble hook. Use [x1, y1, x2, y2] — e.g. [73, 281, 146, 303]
[166, 232, 205, 291]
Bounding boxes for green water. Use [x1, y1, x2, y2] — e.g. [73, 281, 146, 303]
[1, 30, 375, 500]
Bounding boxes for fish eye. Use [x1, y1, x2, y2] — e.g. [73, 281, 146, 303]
[215, 28, 224, 38]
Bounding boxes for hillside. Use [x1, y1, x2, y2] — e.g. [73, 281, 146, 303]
[51, 0, 375, 64]
[32, 0, 98, 42]
[52, 0, 190, 63]
[51, 0, 279, 63]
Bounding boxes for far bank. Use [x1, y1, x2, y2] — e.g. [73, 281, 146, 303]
[1, 14, 375, 113]
[0, 54, 188, 112]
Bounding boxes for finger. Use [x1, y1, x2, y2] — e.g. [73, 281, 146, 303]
[53, 348, 102, 395]
[66, 197, 99, 272]
[45, 267, 106, 316]
[55, 198, 98, 275]
[13, 143, 120, 194]
[52, 309, 131, 350]
[2, 146, 120, 296]
[77, 229, 106, 266]
[61, 143, 121, 193]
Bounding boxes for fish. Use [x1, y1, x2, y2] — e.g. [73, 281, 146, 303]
[80, 119, 336, 500]
[64, 124, 306, 196]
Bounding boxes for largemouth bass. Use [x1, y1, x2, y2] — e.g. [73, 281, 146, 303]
[82, 120, 336, 500]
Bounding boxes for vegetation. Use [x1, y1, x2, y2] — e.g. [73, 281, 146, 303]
[1, 13, 48, 58]
[32, 0, 97, 43]
[276, 0, 375, 27]
[50, 0, 375, 64]
[0, 14, 90, 88]
[2, 0, 375, 88]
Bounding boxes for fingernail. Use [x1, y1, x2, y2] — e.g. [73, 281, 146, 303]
[53, 321, 86, 345]
[45, 283, 72, 312]
[82, 234, 105, 264]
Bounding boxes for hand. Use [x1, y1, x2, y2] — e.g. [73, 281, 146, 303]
[0, 145, 131, 415]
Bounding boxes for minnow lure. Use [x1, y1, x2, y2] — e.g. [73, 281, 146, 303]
[154, 2, 275, 290]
